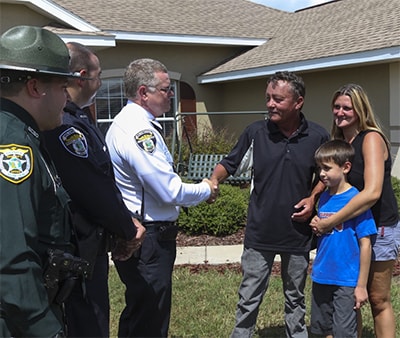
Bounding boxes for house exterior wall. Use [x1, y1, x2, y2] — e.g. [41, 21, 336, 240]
[218, 64, 390, 134]
[94, 42, 246, 132]
[1, 3, 398, 175]
[216, 63, 399, 170]
[0, 4, 50, 30]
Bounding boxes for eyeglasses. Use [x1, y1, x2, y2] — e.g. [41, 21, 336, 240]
[333, 104, 353, 112]
[148, 84, 173, 94]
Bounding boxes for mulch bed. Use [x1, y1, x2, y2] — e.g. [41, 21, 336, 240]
[175, 262, 286, 275]
[176, 227, 245, 247]
[176, 228, 400, 277]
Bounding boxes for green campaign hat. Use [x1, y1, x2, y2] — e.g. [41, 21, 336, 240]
[0, 25, 81, 78]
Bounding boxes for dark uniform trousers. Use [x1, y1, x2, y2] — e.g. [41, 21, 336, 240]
[64, 254, 110, 337]
[115, 222, 177, 337]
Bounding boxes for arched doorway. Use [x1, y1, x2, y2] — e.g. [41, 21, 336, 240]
[179, 82, 197, 142]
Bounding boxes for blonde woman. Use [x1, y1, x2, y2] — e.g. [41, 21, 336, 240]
[311, 83, 399, 338]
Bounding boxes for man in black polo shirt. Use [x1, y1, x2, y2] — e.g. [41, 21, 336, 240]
[211, 71, 329, 338]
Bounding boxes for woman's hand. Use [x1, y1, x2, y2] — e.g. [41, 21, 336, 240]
[309, 215, 335, 235]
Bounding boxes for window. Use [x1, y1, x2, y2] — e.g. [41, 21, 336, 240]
[95, 78, 126, 135]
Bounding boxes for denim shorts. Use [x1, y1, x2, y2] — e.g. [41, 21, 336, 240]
[371, 221, 400, 261]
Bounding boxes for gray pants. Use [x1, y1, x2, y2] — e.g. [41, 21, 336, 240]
[231, 247, 309, 338]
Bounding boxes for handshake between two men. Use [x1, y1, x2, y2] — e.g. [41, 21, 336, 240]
[202, 177, 219, 204]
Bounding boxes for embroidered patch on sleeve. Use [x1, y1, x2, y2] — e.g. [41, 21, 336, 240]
[135, 130, 156, 154]
[59, 127, 88, 158]
[0, 144, 33, 184]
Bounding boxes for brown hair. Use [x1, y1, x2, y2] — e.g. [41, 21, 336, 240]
[315, 139, 355, 167]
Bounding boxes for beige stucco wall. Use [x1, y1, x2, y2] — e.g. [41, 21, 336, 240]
[96, 42, 240, 110]
[95, 42, 245, 134]
[0, 3, 51, 31]
[217, 64, 390, 134]
[213, 63, 399, 167]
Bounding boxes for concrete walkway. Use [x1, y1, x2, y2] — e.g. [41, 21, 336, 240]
[175, 245, 316, 265]
[110, 245, 316, 265]
[176, 244, 243, 265]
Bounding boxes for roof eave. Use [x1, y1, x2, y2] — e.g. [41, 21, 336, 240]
[109, 31, 267, 46]
[198, 46, 400, 84]
[58, 33, 116, 47]
[7, 0, 100, 32]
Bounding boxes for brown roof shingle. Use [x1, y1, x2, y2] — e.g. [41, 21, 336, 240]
[204, 0, 400, 75]
[52, 0, 289, 39]
[47, 0, 399, 78]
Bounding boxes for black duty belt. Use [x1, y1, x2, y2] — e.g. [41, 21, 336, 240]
[143, 221, 176, 229]
[143, 221, 178, 241]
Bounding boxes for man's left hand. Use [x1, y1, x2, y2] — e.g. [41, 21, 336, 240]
[291, 196, 313, 222]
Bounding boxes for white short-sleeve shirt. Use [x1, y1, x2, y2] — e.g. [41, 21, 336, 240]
[105, 102, 211, 222]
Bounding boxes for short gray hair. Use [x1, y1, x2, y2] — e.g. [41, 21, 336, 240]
[123, 58, 168, 99]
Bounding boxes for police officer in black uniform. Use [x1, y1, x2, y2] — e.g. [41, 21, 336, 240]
[43, 42, 146, 337]
[0, 25, 83, 337]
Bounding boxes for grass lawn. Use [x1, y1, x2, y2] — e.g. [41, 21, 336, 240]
[109, 264, 400, 337]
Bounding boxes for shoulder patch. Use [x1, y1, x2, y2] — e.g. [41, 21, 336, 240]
[135, 129, 156, 153]
[0, 144, 33, 184]
[59, 127, 88, 158]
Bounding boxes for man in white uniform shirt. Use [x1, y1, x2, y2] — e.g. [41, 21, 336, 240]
[106, 58, 217, 337]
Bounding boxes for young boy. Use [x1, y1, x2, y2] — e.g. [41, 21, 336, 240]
[310, 139, 377, 338]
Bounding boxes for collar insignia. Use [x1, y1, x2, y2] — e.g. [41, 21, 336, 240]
[59, 127, 88, 158]
[135, 130, 156, 153]
[0, 144, 33, 184]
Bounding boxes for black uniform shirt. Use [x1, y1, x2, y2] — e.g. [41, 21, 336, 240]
[43, 101, 136, 242]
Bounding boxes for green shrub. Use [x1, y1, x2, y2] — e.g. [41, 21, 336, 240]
[392, 176, 400, 212]
[177, 184, 250, 236]
[175, 124, 237, 165]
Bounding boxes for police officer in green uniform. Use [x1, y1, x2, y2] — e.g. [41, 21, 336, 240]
[0, 26, 84, 337]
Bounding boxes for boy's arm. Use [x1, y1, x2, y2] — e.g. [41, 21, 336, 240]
[354, 236, 372, 309]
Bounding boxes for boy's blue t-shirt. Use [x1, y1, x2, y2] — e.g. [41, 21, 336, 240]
[311, 186, 377, 287]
